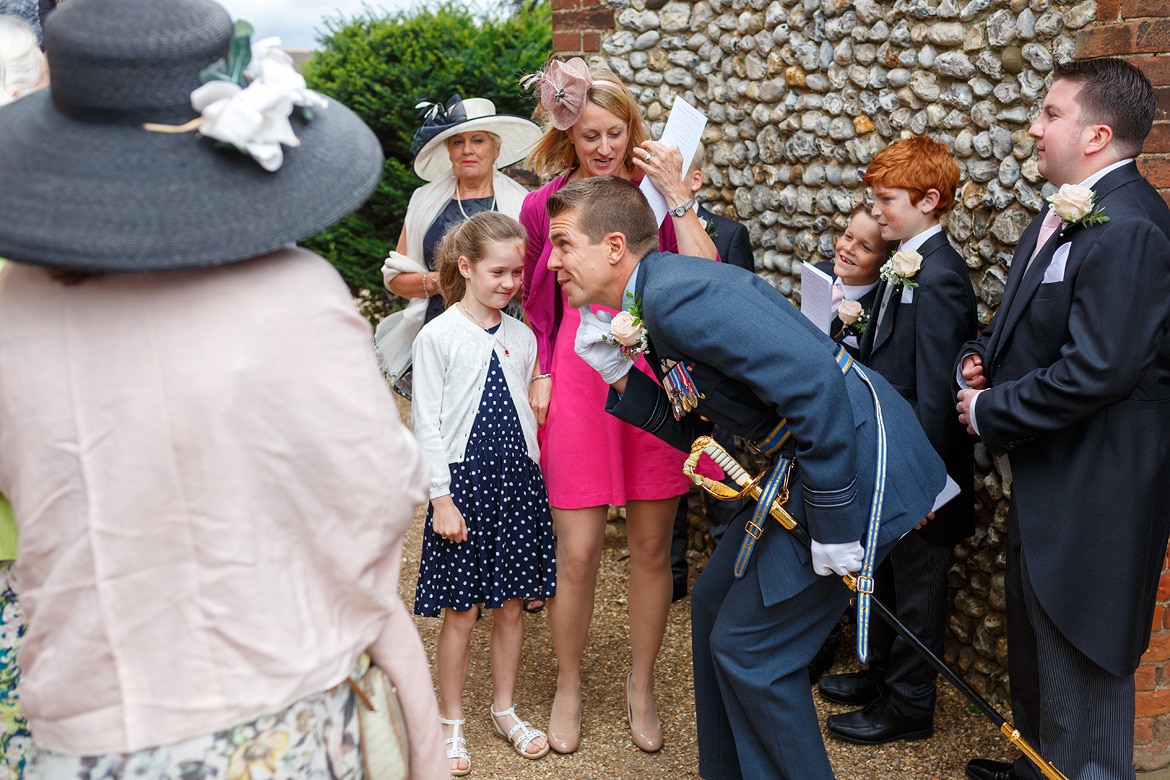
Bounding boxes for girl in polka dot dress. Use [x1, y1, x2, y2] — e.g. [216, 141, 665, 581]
[411, 211, 557, 776]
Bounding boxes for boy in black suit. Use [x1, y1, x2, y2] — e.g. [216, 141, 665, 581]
[820, 136, 977, 745]
[820, 207, 890, 360]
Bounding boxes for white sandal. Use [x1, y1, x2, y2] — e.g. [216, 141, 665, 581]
[490, 704, 550, 760]
[439, 715, 471, 776]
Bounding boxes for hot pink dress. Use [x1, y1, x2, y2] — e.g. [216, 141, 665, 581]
[520, 174, 690, 509]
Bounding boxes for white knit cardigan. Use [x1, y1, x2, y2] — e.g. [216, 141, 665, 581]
[410, 306, 540, 499]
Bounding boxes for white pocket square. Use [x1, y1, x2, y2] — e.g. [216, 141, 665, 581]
[1042, 244, 1070, 284]
[900, 286, 914, 304]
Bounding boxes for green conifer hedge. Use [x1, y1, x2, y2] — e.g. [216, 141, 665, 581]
[302, 1, 551, 318]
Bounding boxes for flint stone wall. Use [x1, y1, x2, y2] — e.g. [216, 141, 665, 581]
[583, 0, 1103, 706]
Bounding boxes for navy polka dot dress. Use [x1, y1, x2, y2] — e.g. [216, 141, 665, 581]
[414, 348, 557, 617]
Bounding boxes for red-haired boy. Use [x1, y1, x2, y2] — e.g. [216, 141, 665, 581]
[818, 135, 978, 746]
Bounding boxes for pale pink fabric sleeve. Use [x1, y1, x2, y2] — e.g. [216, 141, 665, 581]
[369, 538, 447, 780]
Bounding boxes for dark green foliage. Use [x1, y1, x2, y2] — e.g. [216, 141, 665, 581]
[301, 1, 551, 317]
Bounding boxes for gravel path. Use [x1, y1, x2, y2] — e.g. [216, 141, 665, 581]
[394, 398, 1015, 779]
[399, 509, 1019, 779]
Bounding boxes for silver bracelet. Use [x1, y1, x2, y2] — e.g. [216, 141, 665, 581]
[533, 373, 552, 380]
[421, 272, 431, 297]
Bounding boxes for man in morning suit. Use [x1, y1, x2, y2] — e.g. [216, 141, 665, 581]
[957, 58, 1170, 780]
[669, 144, 757, 601]
[820, 136, 977, 744]
[544, 175, 949, 779]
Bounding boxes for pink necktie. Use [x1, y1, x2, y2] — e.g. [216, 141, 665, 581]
[1031, 207, 1062, 259]
[831, 281, 845, 308]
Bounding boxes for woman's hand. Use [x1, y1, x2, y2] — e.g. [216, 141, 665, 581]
[385, 224, 439, 301]
[633, 140, 717, 260]
[632, 141, 688, 207]
[530, 375, 552, 427]
[430, 496, 467, 542]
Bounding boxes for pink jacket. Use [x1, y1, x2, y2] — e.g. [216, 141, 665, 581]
[0, 249, 446, 777]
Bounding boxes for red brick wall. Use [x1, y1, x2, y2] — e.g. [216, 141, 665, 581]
[1133, 553, 1170, 768]
[550, 0, 612, 56]
[1078, 6, 1170, 209]
[1078, 8, 1170, 768]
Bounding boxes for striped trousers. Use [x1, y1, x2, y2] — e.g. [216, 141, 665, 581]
[1006, 508, 1136, 780]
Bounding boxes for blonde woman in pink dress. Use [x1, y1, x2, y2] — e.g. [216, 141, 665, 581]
[519, 58, 717, 755]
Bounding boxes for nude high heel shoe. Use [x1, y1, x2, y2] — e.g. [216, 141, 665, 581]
[547, 689, 581, 754]
[625, 671, 663, 752]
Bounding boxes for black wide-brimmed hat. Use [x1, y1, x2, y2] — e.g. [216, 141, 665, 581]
[0, 0, 383, 272]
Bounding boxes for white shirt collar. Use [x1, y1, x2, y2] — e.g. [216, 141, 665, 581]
[836, 279, 879, 300]
[899, 223, 943, 253]
[1076, 157, 1133, 190]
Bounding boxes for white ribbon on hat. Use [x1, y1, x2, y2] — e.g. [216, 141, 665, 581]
[146, 35, 329, 172]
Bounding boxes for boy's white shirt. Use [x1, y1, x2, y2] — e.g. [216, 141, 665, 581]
[895, 223, 943, 304]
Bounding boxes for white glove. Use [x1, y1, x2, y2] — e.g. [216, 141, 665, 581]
[574, 307, 634, 385]
[810, 540, 864, 577]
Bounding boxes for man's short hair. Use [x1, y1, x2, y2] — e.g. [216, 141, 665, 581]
[546, 176, 659, 258]
[1054, 58, 1155, 159]
[863, 135, 960, 215]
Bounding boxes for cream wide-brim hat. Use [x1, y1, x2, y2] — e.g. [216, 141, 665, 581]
[411, 97, 541, 182]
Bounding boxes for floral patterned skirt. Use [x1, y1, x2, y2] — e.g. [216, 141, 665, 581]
[26, 678, 364, 780]
[0, 560, 30, 779]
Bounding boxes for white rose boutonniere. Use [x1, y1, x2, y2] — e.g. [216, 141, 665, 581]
[834, 300, 869, 340]
[1047, 183, 1108, 228]
[879, 248, 923, 289]
[603, 293, 649, 359]
[838, 300, 868, 332]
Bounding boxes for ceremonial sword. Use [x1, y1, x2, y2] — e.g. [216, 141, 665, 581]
[682, 435, 1069, 780]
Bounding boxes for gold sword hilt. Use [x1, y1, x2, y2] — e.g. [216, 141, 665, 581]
[684, 436, 844, 577]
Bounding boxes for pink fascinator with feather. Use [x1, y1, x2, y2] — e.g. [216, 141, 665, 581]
[522, 57, 618, 131]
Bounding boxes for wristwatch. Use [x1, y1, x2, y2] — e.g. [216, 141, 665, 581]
[670, 197, 695, 217]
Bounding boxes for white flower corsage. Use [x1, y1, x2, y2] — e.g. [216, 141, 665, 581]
[879, 248, 923, 289]
[1046, 183, 1108, 228]
[603, 293, 649, 359]
[837, 299, 869, 335]
[188, 22, 328, 171]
